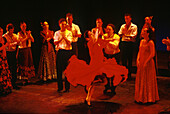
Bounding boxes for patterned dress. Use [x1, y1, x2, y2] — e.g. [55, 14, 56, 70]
[17, 31, 35, 80]
[38, 30, 57, 81]
[135, 40, 159, 103]
[0, 41, 12, 95]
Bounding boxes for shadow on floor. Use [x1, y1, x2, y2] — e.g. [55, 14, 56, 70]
[62, 101, 122, 114]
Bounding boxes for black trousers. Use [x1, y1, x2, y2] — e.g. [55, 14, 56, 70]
[6, 51, 17, 87]
[56, 49, 73, 91]
[121, 41, 135, 78]
[103, 50, 120, 92]
[72, 42, 78, 57]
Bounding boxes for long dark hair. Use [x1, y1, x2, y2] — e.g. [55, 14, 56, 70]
[146, 28, 156, 43]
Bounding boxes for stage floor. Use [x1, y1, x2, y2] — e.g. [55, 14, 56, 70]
[0, 74, 169, 114]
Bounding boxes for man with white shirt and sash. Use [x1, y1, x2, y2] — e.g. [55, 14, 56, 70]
[118, 13, 138, 80]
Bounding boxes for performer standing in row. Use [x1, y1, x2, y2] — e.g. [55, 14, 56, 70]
[102, 24, 121, 94]
[17, 22, 35, 85]
[140, 16, 156, 43]
[3, 24, 20, 90]
[162, 36, 170, 69]
[140, 16, 158, 74]
[118, 13, 138, 80]
[54, 18, 73, 93]
[0, 27, 13, 96]
[162, 37, 170, 51]
[66, 13, 82, 56]
[92, 18, 104, 40]
[135, 28, 159, 103]
[38, 21, 57, 82]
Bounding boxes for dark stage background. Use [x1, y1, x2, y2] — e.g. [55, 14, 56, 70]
[1, 0, 170, 72]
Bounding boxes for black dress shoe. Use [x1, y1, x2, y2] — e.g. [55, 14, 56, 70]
[111, 91, 116, 95]
[36, 80, 45, 85]
[57, 89, 63, 93]
[13, 86, 20, 90]
[88, 104, 92, 108]
[84, 100, 87, 104]
[63, 90, 69, 93]
[134, 101, 143, 105]
[103, 89, 108, 94]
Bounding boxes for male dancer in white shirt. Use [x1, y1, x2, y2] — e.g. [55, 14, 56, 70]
[118, 13, 138, 80]
[91, 18, 104, 40]
[66, 13, 81, 57]
[54, 18, 73, 92]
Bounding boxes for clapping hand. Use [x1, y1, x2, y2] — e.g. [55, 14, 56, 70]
[27, 30, 31, 35]
[162, 37, 170, 46]
[27, 30, 32, 38]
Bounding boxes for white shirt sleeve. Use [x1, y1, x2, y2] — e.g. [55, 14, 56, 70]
[118, 24, 124, 35]
[53, 31, 60, 42]
[75, 25, 81, 35]
[131, 25, 138, 38]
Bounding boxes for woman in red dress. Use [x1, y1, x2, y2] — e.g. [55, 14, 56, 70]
[135, 28, 159, 104]
[0, 27, 12, 96]
[64, 30, 128, 107]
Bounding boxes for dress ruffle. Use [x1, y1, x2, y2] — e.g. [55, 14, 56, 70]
[64, 39, 128, 87]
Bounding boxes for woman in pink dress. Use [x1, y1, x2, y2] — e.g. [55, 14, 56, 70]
[135, 28, 159, 104]
[64, 30, 128, 107]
